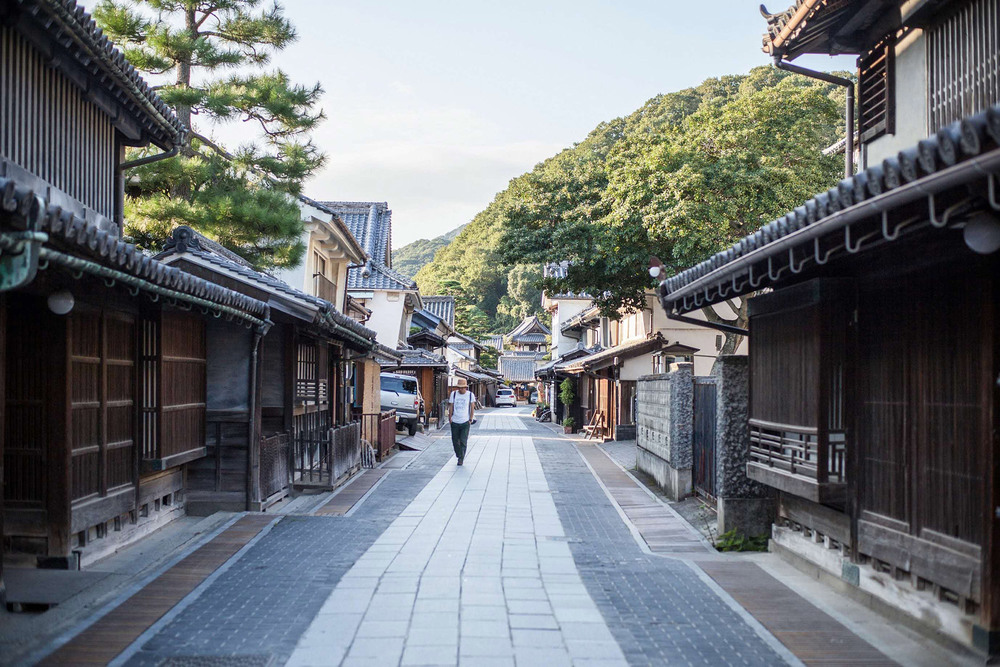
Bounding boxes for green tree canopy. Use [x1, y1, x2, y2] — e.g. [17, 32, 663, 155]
[96, 0, 325, 269]
[417, 66, 846, 334]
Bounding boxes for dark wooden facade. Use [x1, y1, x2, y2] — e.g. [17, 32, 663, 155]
[0, 0, 267, 579]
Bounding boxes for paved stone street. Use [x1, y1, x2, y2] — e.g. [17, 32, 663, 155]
[26, 406, 920, 667]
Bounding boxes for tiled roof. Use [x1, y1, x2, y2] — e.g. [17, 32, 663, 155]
[760, 0, 870, 59]
[375, 343, 403, 363]
[449, 330, 484, 351]
[560, 305, 600, 333]
[395, 347, 448, 368]
[498, 355, 539, 382]
[561, 335, 697, 373]
[512, 333, 548, 344]
[317, 201, 414, 291]
[661, 103, 1000, 315]
[543, 261, 591, 298]
[0, 176, 269, 325]
[349, 260, 416, 291]
[157, 226, 378, 350]
[297, 196, 367, 263]
[482, 335, 504, 350]
[508, 315, 551, 338]
[455, 367, 495, 382]
[422, 295, 456, 328]
[11, 0, 184, 148]
[319, 201, 390, 264]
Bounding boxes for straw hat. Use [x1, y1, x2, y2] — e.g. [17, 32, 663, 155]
[455, 378, 469, 388]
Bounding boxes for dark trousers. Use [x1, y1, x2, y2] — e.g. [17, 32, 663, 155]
[450, 421, 471, 461]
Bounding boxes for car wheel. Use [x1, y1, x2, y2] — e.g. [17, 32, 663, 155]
[408, 421, 417, 436]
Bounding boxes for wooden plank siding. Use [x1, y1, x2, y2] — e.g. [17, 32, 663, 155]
[0, 25, 117, 221]
[752, 258, 996, 618]
[855, 267, 990, 603]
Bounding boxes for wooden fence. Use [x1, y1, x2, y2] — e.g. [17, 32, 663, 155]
[260, 431, 290, 502]
[357, 410, 397, 460]
[290, 421, 361, 488]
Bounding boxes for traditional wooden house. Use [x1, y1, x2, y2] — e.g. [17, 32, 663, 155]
[543, 259, 721, 437]
[0, 0, 275, 578]
[320, 201, 422, 349]
[156, 227, 380, 510]
[505, 315, 550, 354]
[660, 0, 1000, 652]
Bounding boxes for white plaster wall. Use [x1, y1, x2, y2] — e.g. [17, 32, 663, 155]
[650, 300, 729, 376]
[865, 30, 928, 166]
[271, 229, 310, 295]
[354, 291, 406, 348]
[552, 299, 590, 357]
[621, 353, 654, 381]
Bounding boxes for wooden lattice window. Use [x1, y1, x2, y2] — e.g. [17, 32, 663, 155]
[858, 38, 895, 142]
[69, 307, 136, 502]
[927, 0, 1000, 132]
[140, 311, 207, 468]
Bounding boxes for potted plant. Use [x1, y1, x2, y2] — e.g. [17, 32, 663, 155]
[562, 417, 575, 434]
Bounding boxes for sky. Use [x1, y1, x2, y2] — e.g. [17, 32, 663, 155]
[205, 0, 855, 249]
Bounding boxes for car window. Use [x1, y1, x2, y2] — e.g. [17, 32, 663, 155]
[382, 377, 417, 394]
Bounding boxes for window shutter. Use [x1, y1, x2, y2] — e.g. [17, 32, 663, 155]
[858, 38, 895, 143]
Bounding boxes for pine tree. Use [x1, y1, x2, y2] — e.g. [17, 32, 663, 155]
[95, 0, 325, 269]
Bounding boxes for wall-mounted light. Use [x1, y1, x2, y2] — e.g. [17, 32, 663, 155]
[648, 255, 664, 279]
[964, 211, 1000, 255]
[47, 289, 75, 315]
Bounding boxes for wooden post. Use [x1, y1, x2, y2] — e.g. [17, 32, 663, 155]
[976, 270, 1000, 655]
[48, 308, 72, 566]
[0, 296, 6, 601]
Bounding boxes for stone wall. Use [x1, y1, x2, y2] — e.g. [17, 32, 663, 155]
[712, 355, 774, 536]
[636, 364, 693, 500]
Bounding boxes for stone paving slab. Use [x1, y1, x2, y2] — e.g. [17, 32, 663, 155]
[287, 433, 628, 667]
[36, 515, 275, 666]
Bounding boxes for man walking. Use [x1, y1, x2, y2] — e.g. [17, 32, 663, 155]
[448, 378, 475, 465]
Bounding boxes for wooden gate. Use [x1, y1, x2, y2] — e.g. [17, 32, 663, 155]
[693, 377, 718, 499]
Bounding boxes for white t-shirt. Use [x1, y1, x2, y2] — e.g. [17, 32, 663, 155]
[449, 390, 476, 424]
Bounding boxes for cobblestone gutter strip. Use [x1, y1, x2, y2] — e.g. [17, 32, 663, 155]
[571, 437, 896, 667]
[36, 515, 275, 666]
[533, 435, 789, 666]
[120, 438, 455, 667]
[697, 562, 897, 666]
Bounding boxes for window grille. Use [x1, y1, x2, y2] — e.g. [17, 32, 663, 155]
[858, 38, 895, 142]
[927, 0, 1000, 132]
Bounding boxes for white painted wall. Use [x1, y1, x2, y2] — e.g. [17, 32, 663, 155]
[549, 298, 590, 357]
[352, 290, 406, 348]
[865, 30, 928, 166]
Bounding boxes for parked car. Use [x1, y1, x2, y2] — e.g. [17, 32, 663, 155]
[380, 372, 422, 436]
[495, 388, 517, 407]
[528, 390, 538, 404]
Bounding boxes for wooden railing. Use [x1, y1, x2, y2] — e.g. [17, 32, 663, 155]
[356, 410, 397, 460]
[260, 431, 290, 501]
[314, 273, 338, 304]
[290, 421, 360, 487]
[747, 418, 846, 503]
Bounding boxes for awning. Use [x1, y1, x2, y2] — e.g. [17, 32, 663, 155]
[561, 336, 698, 374]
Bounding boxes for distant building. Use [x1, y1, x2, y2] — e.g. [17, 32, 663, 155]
[320, 202, 422, 349]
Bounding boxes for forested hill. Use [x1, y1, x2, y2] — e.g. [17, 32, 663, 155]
[392, 224, 466, 279]
[415, 66, 846, 336]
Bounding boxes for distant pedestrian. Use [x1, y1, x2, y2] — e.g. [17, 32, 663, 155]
[448, 378, 476, 465]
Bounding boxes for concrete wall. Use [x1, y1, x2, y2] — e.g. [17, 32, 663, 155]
[712, 355, 774, 536]
[635, 364, 693, 500]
